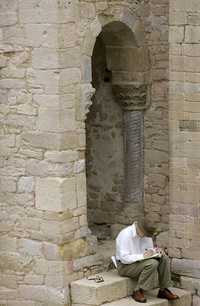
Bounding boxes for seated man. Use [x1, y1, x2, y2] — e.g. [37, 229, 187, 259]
[116, 221, 178, 303]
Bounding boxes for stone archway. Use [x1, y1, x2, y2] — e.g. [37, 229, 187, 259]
[86, 21, 151, 241]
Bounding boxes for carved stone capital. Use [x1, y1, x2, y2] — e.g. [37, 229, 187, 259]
[112, 82, 149, 111]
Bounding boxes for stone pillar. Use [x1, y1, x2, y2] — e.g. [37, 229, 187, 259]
[112, 83, 149, 213]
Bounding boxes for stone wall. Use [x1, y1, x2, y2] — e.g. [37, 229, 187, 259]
[143, 0, 170, 230]
[0, 1, 89, 304]
[169, 0, 200, 260]
[0, 0, 170, 304]
[169, 0, 200, 304]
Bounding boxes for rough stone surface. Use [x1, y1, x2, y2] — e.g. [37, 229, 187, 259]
[0, 0, 199, 304]
[36, 177, 76, 212]
[172, 259, 200, 279]
[71, 270, 132, 305]
[193, 295, 200, 306]
[71, 271, 191, 306]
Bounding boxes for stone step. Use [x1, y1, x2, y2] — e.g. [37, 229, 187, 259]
[71, 270, 191, 306]
[103, 296, 168, 306]
[71, 270, 136, 306]
[103, 289, 192, 305]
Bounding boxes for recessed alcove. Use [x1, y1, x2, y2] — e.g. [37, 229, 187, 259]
[86, 21, 149, 241]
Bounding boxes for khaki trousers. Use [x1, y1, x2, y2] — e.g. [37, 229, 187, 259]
[117, 255, 172, 291]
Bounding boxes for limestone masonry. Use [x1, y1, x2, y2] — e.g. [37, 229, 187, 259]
[0, 0, 200, 305]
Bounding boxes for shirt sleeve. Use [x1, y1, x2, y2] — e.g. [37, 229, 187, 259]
[118, 249, 144, 264]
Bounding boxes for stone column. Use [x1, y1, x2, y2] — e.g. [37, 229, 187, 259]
[112, 83, 149, 211]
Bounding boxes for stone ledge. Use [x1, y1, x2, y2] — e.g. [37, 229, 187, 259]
[72, 287, 191, 306]
[71, 270, 136, 305]
[103, 288, 191, 306]
[172, 258, 200, 279]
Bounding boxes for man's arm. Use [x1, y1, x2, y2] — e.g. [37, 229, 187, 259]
[118, 249, 144, 264]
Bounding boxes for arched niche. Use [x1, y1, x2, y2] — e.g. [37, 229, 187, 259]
[86, 20, 150, 241]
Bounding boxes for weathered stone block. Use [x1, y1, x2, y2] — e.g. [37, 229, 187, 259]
[185, 26, 200, 43]
[0, 273, 17, 289]
[193, 295, 200, 306]
[71, 270, 130, 305]
[24, 274, 44, 285]
[95, 1, 108, 12]
[22, 131, 79, 151]
[61, 217, 79, 236]
[169, 11, 187, 25]
[6, 114, 36, 129]
[172, 258, 200, 278]
[0, 79, 26, 89]
[73, 253, 101, 272]
[18, 239, 43, 256]
[60, 132, 79, 150]
[6, 302, 36, 306]
[76, 173, 87, 207]
[42, 242, 61, 260]
[18, 285, 67, 304]
[0, 0, 18, 10]
[45, 150, 78, 163]
[0, 54, 7, 68]
[0, 237, 17, 252]
[62, 239, 89, 260]
[169, 26, 184, 43]
[17, 104, 37, 116]
[27, 69, 59, 94]
[22, 132, 60, 150]
[0, 177, 16, 193]
[60, 68, 81, 88]
[1, 66, 26, 80]
[38, 107, 76, 132]
[58, 23, 77, 48]
[0, 288, 18, 300]
[36, 177, 77, 212]
[59, 47, 81, 68]
[0, 12, 17, 26]
[19, 0, 57, 24]
[74, 159, 85, 174]
[187, 13, 200, 26]
[32, 48, 59, 69]
[33, 93, 75, 109]
[180, 276, 200, 294]
[19, 148, 43, 160]
[33, 258, 49, 275]
[26, 159, 73, 177]
[24, 24, 58, 48]
[80, 3, 95, 18]
[0, 253, 33, 273]
[18, 176, 34, 193]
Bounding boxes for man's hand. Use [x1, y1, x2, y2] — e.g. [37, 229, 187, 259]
[143, 249, 155, 258]
[154, 247, 165, 255]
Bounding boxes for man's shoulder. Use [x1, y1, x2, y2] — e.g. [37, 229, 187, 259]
[117, 225, 133, 239]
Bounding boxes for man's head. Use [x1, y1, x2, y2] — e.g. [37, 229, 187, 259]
[134, 220, 157, 238]
[134, 220, 147, 238]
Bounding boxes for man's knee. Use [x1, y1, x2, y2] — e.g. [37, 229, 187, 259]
[144, 259, 159, 271]
[160, 255, 170, 265]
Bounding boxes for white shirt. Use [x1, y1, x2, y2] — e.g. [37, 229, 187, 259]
[116, 223, 153, 264]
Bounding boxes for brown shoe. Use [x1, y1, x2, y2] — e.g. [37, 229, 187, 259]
[157, 288, 179, 300]
[132, 289, 147, 303]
